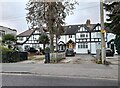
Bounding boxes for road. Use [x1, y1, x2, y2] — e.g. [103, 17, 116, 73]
[1, 54, 118, 87]
[2, 74, 118, 86]
[1, 62, 118, 80]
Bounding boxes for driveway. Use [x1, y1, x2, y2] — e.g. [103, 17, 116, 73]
[60, 54, 96, 64]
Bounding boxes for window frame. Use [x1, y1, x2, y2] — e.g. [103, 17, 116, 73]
[78, 43, 88, 49]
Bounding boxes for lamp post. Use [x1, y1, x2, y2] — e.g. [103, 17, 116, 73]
[100, 0, 106, 64]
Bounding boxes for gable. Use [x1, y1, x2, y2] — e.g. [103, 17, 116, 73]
[78, 25, 87, 32]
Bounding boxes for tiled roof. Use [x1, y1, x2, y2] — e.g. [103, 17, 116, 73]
[17, 23, 101, 37]
[17, 29, 35, 37]
[17, 27, 48, 37]
[64, 23, 100, 35]
[64, 25, 78, 35]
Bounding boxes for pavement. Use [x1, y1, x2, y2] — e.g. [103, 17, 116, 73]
[106, 55, 119, 65]
[93, 55, 119, 65]
[1, 55, 119, 80]
[18, 54, 119, 65]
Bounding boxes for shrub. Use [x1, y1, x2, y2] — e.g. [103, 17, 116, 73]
[0, 46, 28, 63]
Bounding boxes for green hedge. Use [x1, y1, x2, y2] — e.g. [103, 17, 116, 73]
[0, 46, 28, 63]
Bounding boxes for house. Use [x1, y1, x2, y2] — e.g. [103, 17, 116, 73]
[58, 23, 105, 54]
[16, 27, 56, 51]
[0, 26, 17, 36]
[17, 28, 42, 51]
[0, 26, 17, 42]
[58, 21, 116, 54]
[16, 21, 116, 54]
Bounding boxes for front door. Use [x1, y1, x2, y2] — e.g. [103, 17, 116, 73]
[68, 43, 73, 48]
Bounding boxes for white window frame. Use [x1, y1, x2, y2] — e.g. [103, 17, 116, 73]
[80, 33, 88, 38]
[78, 43, 88, 49]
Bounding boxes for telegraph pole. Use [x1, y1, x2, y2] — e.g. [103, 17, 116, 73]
[100, 0, 106, 64]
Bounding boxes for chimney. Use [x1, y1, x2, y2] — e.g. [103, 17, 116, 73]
[86, 19, 91, 27]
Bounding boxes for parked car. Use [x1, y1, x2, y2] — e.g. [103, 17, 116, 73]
[106, 48, 114, 57]
[58, 50, 65, 52]
[99, 48, 114, 57]
[65, 48, 75, 56]
[28, 47, 38, 53]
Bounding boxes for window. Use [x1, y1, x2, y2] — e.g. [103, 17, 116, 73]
[0, 32, 1, 37]
[80, 34, 85, 38]
[69, 35, 72, 38]
[78, 45, 80, 48]
[86, 34, 88, 37]
[78, 43, 88, 49]
[18, 37, 23, 41]
[80, 33, 88, 38]
[0, 31, 5, 37]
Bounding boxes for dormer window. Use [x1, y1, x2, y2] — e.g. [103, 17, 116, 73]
[69, 35, 72, 38]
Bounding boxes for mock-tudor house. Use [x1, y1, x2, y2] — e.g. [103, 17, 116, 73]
[17, 28, 42, 51]
[58, 23, 104, 54]
[58, 23, 116, 54]
[16, 22, 116, 54]
[16, 28, 57, 51]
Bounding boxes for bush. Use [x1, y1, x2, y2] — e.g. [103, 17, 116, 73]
[0, 46, 28, 63]
[0, 46, 13, 63]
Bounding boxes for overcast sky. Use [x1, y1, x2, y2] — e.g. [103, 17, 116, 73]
[0, 0, 107, 34]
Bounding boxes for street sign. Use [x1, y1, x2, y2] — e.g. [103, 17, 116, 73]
[101, 29, 106, 33]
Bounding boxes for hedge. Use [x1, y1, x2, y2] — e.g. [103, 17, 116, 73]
[0, 46, 28, 63]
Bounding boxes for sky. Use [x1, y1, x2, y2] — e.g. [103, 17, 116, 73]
[0, 0, 107, 34]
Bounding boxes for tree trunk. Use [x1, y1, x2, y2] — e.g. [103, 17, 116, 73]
[43, 44, 45, 51]
[50, 31, 54, 53]
[56, 34, 58, 52]
[49, 30, 54, 60]
[48, 3, 54, 60]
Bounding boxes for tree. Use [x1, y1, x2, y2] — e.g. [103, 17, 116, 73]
[39, 34, 49, 51]
[104, 1, 120, 35]
[104, 1, 120, 54]
[26, 1, 78, 53]
[114, 35, 120, 54]
[2, 34, 17, 49]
